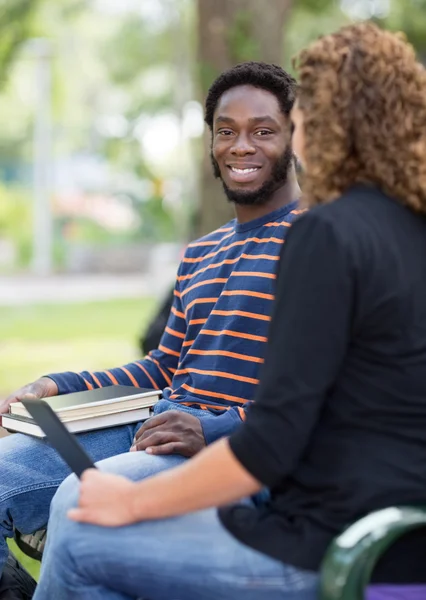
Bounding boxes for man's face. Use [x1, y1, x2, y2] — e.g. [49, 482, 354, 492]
[211, 84, 293, 206]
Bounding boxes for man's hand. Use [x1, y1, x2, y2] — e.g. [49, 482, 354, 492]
[0, 377, 58, 424]
[130, 410, 206, 457]
[68, 469, 138, 526]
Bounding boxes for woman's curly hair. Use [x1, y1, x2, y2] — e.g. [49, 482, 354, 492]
[293, 22, 426, 213]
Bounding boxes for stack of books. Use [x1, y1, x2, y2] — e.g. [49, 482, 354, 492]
[2, 385, 161, 437]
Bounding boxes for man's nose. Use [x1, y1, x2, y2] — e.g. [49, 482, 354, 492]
[230, 133, 256, 155]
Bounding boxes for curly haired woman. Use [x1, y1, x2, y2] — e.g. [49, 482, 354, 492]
[34, 23, 426, 600]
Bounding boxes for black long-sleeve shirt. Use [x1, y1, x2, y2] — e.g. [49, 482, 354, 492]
[221, 184, 426, 582]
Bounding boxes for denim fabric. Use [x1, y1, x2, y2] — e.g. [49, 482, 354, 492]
[0, 400, 209, 576]
[34, 457, 319, 600]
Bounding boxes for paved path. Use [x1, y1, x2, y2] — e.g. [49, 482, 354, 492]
[0, 270, 176, 306]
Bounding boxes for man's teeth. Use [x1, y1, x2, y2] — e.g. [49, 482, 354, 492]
[231, 167, 259, 174]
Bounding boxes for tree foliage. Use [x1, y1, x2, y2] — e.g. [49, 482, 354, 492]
[378, 0, 426, 60]
[1, 0, 426, 248]
[0, 0, 43, 88]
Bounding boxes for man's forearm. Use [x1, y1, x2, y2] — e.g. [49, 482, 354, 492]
[130, 438, 262, 522]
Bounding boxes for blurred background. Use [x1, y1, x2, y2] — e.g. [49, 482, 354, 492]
[1, 0, 426, 403]
[1, 0, 426, 579]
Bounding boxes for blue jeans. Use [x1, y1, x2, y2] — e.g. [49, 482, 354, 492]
[0, 399, 208, 577]
[34, 450, 318, 600]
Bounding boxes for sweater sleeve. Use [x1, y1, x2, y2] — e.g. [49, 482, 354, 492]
[228, 210, 354, 487]
[200, 406, 245, 445]
[48, 275, 187, 395]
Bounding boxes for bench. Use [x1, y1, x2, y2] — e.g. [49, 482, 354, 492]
[319, 505, 426, 599]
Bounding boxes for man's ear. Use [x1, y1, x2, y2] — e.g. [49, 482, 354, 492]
[210, 148, 221, 179]
[293, 154, 303, 175]
[283, 114, 294, 145]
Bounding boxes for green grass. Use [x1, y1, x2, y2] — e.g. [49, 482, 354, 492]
[7, 541, 40, 580]
[1, 296, 156, 579]
[0, 298, 156, 396]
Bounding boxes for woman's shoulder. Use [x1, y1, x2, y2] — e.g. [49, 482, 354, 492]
[301, 184, 393, 232]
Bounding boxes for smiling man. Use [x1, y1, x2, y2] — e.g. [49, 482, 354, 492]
[209, 84, 294, 214]
[0, 62, 301, 596]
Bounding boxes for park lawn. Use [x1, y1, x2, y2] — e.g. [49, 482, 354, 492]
[0, 298, 156, 396]
[1, 296, 156, 579]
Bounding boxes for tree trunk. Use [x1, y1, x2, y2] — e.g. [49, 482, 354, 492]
[194, 0, 293, 238]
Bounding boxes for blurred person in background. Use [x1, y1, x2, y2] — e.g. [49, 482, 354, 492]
[0, 61, 301, 597]
[33, 23, 426, 600]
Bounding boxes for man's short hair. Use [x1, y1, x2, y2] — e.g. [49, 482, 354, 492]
[204, 61, 297, 131]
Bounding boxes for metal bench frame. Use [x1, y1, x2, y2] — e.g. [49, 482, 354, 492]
[319, 506, 426, 600]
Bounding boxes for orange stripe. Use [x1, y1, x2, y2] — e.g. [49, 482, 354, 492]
[120, 366, 139, 387]
[238, 406, 246, 421]
[218, 231, 235, 242]
[188, 348, 264, 364]
[188, 318, 208, 326]
[182, 237, 284, 264]
[133, 362, 158, 389]
[200, 329, 267, 343]
[222, 290, 274, 300]
[83, 378, 93, 390]
[171, 306, 185, 319]
[165, 326, 185, 340]
[185, 297, 218, 312]
[175, 367, 259, 385]
[188, 240, 222, 247]
[182, 338, 196, 347]
[159, 343, 181, 358]
[184, 401, 208, 409]
[90, 373, 102, 388]
[104, 370, 119, 385]
[182, 383, 248, 404]
[239, 253, 280, 261]
[291, 209, 307, 215]
[146, 356, 172, 387]
[174, 289, 181, 298]
[181, 277, 228, 298]
[231, 271, 276, 279]
[265, 221, 291, 227]
[211, 309, 271, 322]
[180, 401, 231, 410]
[187, 228, 235, 248]
[169, 367, 177, 374]
[177, 253, 279, 283]
[178, 258, 239, 282]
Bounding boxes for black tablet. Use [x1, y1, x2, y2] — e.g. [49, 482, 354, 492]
[21, 399, 96, 478]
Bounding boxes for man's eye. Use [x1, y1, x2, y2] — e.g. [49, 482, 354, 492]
[255, 130, 273, 136]
[217, 130, 233, 136]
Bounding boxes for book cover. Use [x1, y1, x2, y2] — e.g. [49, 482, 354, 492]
[11, 385, 161, 419]
[3, 405, 152, 438]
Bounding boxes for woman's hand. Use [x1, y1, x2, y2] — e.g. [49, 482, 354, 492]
[68, 470, 139, 527]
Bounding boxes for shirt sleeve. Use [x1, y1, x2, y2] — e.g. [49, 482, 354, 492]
[48, 274, 187, 395]
[201, 406, 246, 445]
[228, 209, 354, 488]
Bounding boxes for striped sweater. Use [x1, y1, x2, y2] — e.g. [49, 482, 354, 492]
[50, 201, 301, 443]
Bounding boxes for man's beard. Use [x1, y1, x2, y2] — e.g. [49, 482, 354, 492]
[211, 147, 293, 207]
